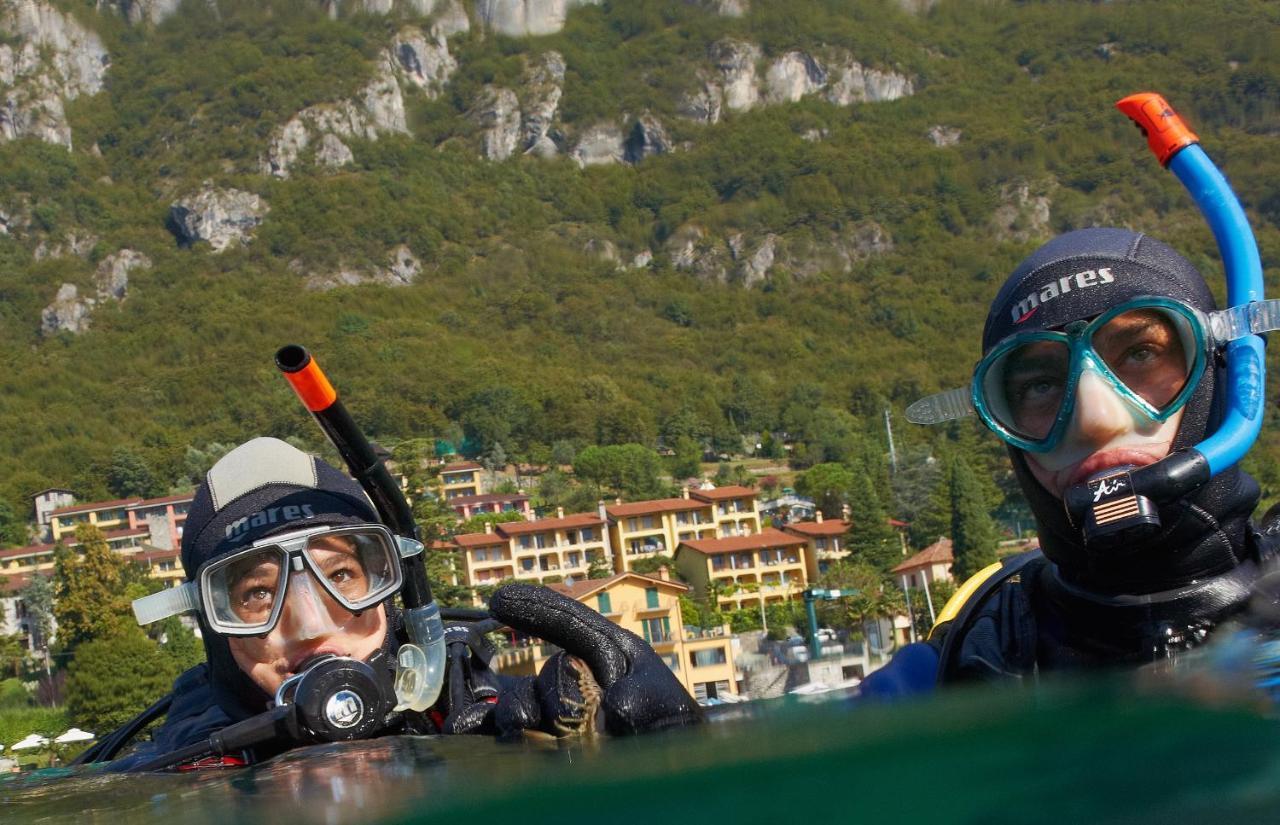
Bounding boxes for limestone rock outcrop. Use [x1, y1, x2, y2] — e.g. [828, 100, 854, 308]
[41, 284, 93, 336]
[431, 0, 471, 37]
[713, 39, 762, 113]
[33, 232, 98, 261]
[0, 1, 110, 148]
[572, 123, 624, 167]
[392, 27, 457, 96]
[927, 125, 961, 147]
[96, 0, 184, 24]
[475, 0, 601, 37]
[95, 249, 151, 300]
[624, 114, 672, 164]
[263, 55, 409, 177]
[472, 86, 522, 161]
[471, 51, 570, 160]
[301, 245, 424, 290]
[824, 57, 914, 105]
[521, 51, 566, 157]
[39, 248, 150, 335]
[765, 52, 826, 104]
[991, 180, 1054, 243]
[667, 222, 893, 286]
[169, 184, 269, 252]
[680, 42, 913, 124]
[687, 0, 747, 16]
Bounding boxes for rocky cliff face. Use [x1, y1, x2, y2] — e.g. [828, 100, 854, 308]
[0, 1, 110, 148]
[96, 0, 185, 25]
[474, 0, 600, 37]
[392, 27, 458, 96]
[40, 249, 151, 335]
[169, 185, 269, 252]
[666, 221, 893, 287]
[681, 40, 914, 124]
[262, 54, 410, 177]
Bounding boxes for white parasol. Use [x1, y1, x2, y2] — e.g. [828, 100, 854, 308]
[54, 728, 96, 744]
[10, 734, 50, 751]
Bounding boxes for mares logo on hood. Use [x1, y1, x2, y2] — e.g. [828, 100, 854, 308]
[1012, 267, 1116, 324]
[225, 504, 316, 540]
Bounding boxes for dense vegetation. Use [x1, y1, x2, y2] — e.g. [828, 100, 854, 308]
[3, 0, 1280, 543]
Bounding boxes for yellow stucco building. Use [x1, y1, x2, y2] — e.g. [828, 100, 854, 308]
[494, 570, 740, 701]
[451, 507, 613, 588]
[782, 515, 851, 581]
[674, 528, 811, 610]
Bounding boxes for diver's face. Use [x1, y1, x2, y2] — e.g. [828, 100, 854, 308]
[227, 534, 388, 696]
[1023, 371, 1184, 498]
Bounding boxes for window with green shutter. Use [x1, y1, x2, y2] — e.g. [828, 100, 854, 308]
[597, 592, 612, 614]
[645, 586, 659, 609]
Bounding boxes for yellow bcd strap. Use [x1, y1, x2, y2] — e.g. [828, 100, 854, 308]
[928, 560, 1006, 639]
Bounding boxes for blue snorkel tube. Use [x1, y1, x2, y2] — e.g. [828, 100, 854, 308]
[1064, 93, 1266, 544]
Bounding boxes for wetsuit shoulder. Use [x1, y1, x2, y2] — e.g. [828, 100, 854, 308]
[933, 550, 1045, 684]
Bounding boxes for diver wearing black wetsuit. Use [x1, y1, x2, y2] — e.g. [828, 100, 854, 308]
[89, 438, 701, 770]
[862, 228, 1280, 695]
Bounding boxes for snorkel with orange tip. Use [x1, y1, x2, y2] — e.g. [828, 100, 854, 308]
[276, 344, 447, 715]
[1060, 94, 1269, 545]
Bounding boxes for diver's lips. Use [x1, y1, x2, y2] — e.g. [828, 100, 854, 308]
[1068, 450, 1161, 488]
[286, 646, 344, 674]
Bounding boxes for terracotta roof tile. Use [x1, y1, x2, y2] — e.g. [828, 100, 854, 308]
[891, 537, 954, 574]
[677, 528, 807, 556]
[497, 513, 604, 536]
[605, 498, 708, 518]
[453, 533, 509, 548]
[547, 572, 688, 601]
[688, 485, 758, 502]
[783, 520, 849, 537]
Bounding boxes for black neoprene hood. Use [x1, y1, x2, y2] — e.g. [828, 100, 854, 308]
[991, 228, 1259, 595]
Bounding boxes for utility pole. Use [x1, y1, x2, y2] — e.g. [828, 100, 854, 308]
[884, 408, 897, 474]
[899, 575, 918, 644]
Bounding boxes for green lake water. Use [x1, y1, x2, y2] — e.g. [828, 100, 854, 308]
[4, 676, 1279, 825]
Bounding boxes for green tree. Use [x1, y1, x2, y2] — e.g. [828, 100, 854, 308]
[573, 444, 666, 500]
[846, 462, 903, 573]
[670, 436, 703, 481]
[0, 500, 29, 547]
[53, 525, 133, 652]
[106, 447, 160, 499]
[950, 457, 1000, 581]
[814, 561, 899, 639]
[629, 553, 674, 576]
[65, 628, 182, 733]
[795, 462, 854, 519]
[586, 554, 613, 580]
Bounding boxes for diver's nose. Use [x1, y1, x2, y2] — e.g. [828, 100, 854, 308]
[278, 569, 335, 641]
[1066, 368, 1131, 446]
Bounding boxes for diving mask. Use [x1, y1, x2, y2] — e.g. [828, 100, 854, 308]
[907, 296, 1280, 452]
[134, 524, 422, 635]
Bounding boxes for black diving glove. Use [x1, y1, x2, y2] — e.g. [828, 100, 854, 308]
[446, 584, 703, 738]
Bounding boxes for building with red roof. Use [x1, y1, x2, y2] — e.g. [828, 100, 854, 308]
[449, 505, 612, 589]
[891, 537, 955, 588]
[675, 528, 810, 611]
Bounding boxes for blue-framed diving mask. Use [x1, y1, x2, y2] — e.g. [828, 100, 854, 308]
[907, 296, 1280, 453]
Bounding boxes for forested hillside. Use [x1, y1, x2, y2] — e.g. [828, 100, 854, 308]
[2, 0, 1279, 537]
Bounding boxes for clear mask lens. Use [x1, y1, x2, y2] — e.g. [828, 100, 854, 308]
[203, 526, 402, 636]
[980, 305, 1199, 447]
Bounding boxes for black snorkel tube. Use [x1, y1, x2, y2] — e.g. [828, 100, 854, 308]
[275, 345, 447, 715]
[1063, 93, 1267, 548]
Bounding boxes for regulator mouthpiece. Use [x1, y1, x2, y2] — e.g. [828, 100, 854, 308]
[393, 600, 447, 712]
